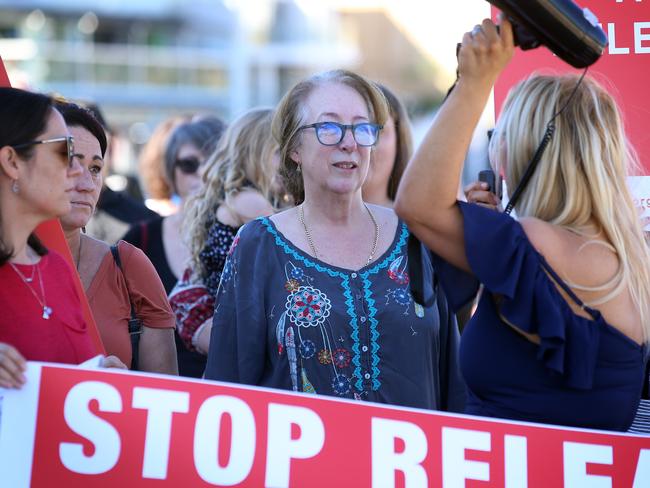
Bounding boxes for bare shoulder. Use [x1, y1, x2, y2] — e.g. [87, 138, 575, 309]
[519, 217, 562, 254]
[520, 217, 618, 286]
[231, 189, 274, 223]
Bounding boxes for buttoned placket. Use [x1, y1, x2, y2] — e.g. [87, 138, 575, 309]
[350, 272, 373, 390]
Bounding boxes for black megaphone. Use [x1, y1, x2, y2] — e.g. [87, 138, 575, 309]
[487, 0, 608, 68]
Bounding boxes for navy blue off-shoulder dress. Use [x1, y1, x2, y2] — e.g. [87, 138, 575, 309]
[205, 217, 467, 412]
[431, 202, 647, 431]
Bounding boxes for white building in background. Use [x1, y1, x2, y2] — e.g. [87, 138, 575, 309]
[0, 0, 359, 129]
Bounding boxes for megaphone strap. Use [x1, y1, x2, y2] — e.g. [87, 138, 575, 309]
[504, 67, 589, 215]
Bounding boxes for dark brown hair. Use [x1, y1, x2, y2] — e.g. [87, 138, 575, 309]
[55, 101, 108, 157]
[0, 87, 52, 265]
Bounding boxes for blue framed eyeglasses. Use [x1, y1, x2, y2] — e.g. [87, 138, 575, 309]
[12, 135, 75, 168]
[298, 122, 382, 147]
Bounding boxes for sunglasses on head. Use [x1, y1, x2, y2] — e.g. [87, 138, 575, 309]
[12, 135, 75, 168]
[175, 157, 202, 174]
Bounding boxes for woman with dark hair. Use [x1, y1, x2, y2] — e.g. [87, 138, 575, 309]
[124, 117, 226, 293]
[57, 101, 178, 373]
[362, 84, 414, 207]
[124, 116, 226, 377]
[0, 88, 124, 387]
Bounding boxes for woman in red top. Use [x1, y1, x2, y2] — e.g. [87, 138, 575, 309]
[0, 87, 124, 388]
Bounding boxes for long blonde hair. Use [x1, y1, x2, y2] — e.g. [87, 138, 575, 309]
[492, 74, 650, 341]
[184, 107, 276, 277]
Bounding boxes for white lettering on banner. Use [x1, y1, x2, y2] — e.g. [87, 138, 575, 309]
[370, 418, 428, 488]
[563, 442, 613, 488]
[193, 395, 256, 486]
[59, 381, 122, 475]
[635, 22, 650, 53]
[633, 449, 650, 488]
[132, 387, 190, 480]
[442, 427, 491, 487]
[608, 23, 631, 53]
[265, 403, 325, 488]
[31, 370, 648, 486]
[603, 23, 650, 54]
[504, 435, 528, 488]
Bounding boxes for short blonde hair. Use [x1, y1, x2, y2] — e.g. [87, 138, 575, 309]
[492, 74, 650, 340]
[272, 69, 389, 204]
[184, 108, 276, 278]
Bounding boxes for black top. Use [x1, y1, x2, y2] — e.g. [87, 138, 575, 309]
[98, 187, 157, 224]
[122, 216, 206, 378]
[122, 216, 177, 294]
[200, 219, 239, 297]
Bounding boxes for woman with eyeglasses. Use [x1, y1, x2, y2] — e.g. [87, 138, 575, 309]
[204, 70, 466, 410]
[56, 101, 178, 374]
[0, 88, 125, 387]
[123, 116, 226, 377]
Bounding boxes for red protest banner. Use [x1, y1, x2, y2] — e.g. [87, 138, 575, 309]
[0, 56, 10, 86]
[1, 363, 648, 487]
[0, 56, 105, 354]
[492, 1, 650, 171]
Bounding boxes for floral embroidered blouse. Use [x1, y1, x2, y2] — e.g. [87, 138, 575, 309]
[204, 217, 466, 411]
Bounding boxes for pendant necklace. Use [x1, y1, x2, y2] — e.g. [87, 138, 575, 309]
[10, 261, 53, 320]
[299, 203, 379, 267]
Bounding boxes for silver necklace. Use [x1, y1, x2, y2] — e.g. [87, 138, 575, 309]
[75, 235, 83, 271]
[10, 261, 53, 320]
[299, 203, 379, 267]
[23, 264, 37, 282]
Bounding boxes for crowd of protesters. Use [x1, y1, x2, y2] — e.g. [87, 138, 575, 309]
[1, 16, 649, 433]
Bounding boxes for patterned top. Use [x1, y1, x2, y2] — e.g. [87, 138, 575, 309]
[204, 217, 466, 411]
[169, 219, 238, 351]
[431, 202, 647, 431]
[200, 219, 239, 296]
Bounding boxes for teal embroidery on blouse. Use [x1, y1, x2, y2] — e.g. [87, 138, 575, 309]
[360, 223, 409, 390]
[259, 218, 409, 393]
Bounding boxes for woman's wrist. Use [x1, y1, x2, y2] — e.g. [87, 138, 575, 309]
[192, 320, 212, 355]
[454, 77, 495, 104]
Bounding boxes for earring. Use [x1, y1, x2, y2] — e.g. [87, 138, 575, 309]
[296, 165, 302, 174]
[11, 180, 19, 194]
[82, 226, 87, 234]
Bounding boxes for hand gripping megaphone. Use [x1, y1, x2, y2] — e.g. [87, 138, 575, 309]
[488, 0, 608, 68]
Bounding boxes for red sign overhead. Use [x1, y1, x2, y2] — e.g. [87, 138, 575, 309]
[0, 56, 10, 86]
[493, 1, 650, 171]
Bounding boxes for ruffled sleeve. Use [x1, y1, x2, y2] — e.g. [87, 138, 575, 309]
[432, 201, 601, 389]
